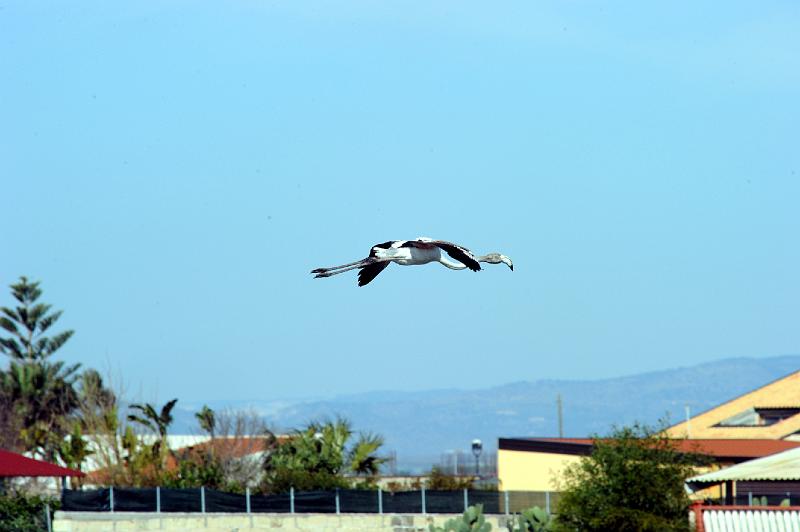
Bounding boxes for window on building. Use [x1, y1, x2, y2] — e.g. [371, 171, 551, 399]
[715, 407, 800, 427]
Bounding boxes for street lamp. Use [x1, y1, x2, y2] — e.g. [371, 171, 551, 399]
[471, 439, 483, 478]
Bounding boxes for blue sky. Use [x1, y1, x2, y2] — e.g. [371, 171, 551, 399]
[2, 1, 798, 404]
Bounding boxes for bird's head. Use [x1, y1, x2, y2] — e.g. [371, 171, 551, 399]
[481, 253, 513, 270]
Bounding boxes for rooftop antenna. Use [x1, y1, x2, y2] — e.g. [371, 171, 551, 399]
[557, 394, 564, 438]
[685, 405, 692, 438]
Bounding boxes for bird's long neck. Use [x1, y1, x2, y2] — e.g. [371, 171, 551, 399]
[438, 257, 468, 270]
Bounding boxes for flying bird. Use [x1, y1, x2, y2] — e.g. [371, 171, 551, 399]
[311, 237, 513, 286]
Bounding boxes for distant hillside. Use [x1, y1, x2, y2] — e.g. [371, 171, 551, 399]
[173, 355, 800, 471]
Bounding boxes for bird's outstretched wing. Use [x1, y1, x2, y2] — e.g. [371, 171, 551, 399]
[431, 240, 481, 271]
[369, 241, 397, 257]
[358, 261, 390, 286]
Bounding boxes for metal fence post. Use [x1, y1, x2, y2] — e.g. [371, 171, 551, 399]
[290, 487, 295, 514]
[201, 486, 206, 513]
[45, 503, 52, 532]
[504, 491, 509, 515]
[421, 487, 426, 514]
[545, 491, 550, 514]
[246, 487, 251, 514]
[156, 486, 161, 513]
[336, 488, 340, 514]
[464, 488, 468, 512]
[109, 486, 114, 513]
[378, 488, 383, 515]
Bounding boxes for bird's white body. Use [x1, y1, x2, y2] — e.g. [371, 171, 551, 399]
[312, 237, 512, 286]
[372, 239, 450, 267]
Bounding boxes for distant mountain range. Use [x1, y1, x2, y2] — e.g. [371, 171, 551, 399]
[172, 355, 800, 472]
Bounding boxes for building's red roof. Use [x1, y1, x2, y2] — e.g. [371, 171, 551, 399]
[500, 438, 800, 461]
[0, 449, 85, 478]
[180, 435, 279, 458]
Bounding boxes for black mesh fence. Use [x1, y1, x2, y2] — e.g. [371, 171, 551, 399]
[62, 488, 111, 512]
[339, 489, 380, 513]
[204, 489, 247, 512]
[162, 488, 203, 512]
[381, 490, 423, 514]
[61, 488, 543, 514]
[250, 492, 291, 512]
[112, 488, 159, 512]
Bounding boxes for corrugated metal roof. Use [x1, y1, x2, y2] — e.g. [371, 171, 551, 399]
[699, 509, 800, 532]
[689, 447, 800, 485]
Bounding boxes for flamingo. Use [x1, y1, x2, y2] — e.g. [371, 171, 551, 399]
[311, 237, 513, 286]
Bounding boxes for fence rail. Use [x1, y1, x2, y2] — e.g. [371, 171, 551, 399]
[61, 487, 561, 515]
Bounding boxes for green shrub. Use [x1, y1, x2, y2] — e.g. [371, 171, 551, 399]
[554, 422, 708, 532]
[0, 490, 59, 532]
[426, 467, 474, 490]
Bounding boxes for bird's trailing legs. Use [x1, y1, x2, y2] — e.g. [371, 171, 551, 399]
[312, 258, 375, 278]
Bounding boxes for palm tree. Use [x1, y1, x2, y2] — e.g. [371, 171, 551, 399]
[128, 399, 178, 440]
[127, 398, 178, 467]
[58, 423, 94, 487]
[348, 432, 387, 477]
[195, 405, 216, 440]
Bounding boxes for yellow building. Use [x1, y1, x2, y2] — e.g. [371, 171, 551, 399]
[666, 370, 800, 440]
[499, 369, 800, 495]
[497, 437, 800, 495]
[498, 438, 583, 491]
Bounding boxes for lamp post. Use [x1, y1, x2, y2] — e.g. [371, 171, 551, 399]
[471, 439, 483, 478]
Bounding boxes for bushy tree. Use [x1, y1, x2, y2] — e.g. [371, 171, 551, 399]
[554, 422, 708, 532]
[262, 417, 386, 493]
[426, 467, 474, 490]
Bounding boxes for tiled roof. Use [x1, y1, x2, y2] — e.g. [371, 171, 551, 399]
[178, 436, 278, 459]
[667, 370, 800, 439]
[0, 449, 84, 478]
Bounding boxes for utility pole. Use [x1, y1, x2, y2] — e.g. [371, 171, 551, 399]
[557, 394, 564, 438]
